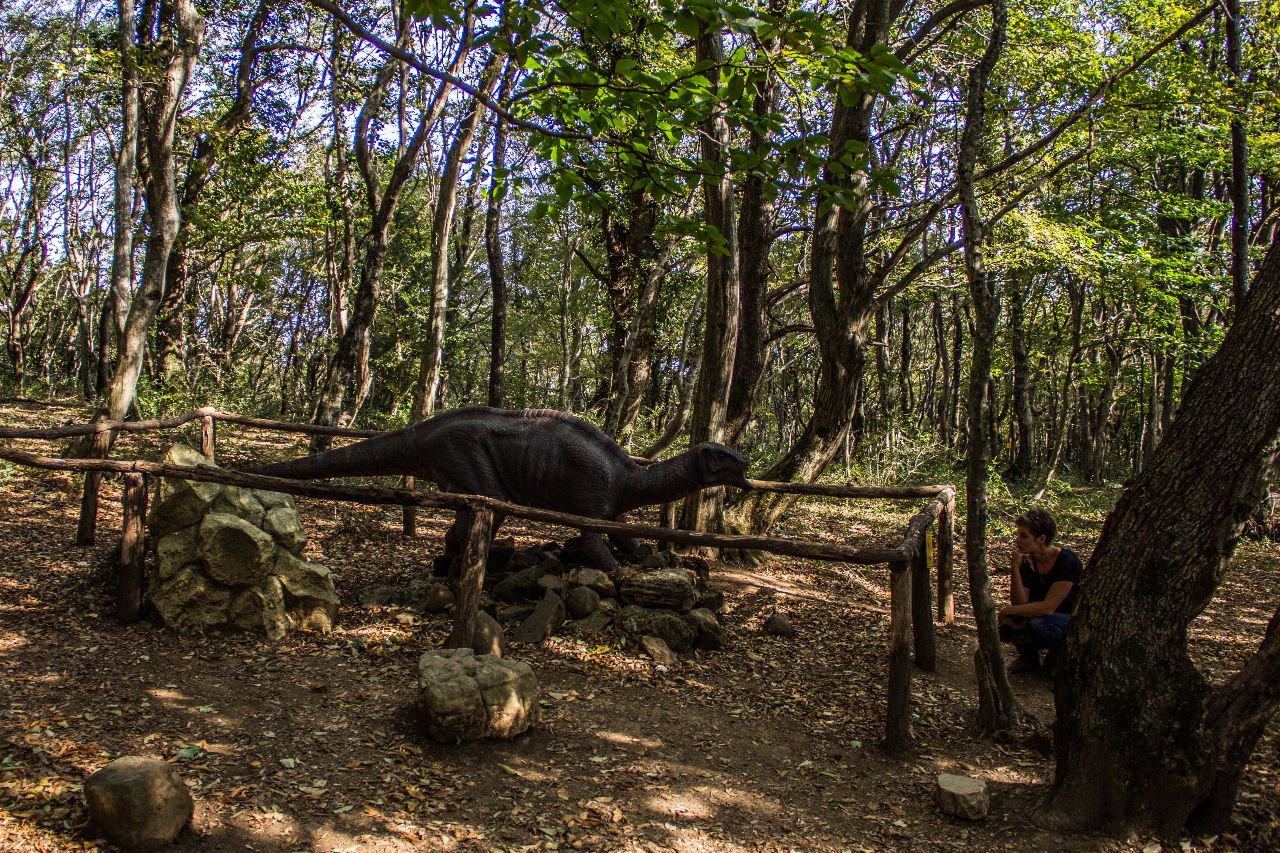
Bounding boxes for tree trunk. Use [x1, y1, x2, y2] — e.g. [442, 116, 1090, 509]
[485, 62, 514, 408]
[1047, 231, 1280, 836]
[1006, 273, 1034, 479]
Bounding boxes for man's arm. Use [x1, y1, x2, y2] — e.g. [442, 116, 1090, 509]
[1000, 580, 1074, 619]
[1010, 552, 1029, 605]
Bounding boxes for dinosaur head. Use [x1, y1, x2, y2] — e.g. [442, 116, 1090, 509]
[692, 442, 753, 490]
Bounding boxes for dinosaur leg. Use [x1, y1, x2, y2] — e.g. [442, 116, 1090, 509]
[434, 511, 468, 577]
[608, 533, 641, 558]
[579, 532, 619, 574]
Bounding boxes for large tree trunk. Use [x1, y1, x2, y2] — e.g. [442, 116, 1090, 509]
[1005, 273, 1035, 480]
[1046, 231, 1280, 835]
[485, 61, 514, 408]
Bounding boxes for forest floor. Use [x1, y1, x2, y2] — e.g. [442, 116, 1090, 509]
[0, 400, 1277, 852]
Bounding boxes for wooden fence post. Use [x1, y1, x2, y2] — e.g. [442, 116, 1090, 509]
[936, 488, 955, 625]
[884, 559, 913, 757]
[445, 504, 494, 649]
[118, 473, 148, 624]
[200, 414, 216, 460]
[911, 545, 937, 672]
[402, 476, 417, 537]
[76, 430, 111, 546]
[657, 501, 677, 551]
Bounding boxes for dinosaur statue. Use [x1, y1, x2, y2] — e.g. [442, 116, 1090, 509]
[244, 407, 752, 571]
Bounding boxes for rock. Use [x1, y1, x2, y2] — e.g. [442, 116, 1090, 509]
[147, 447, 220, 533]
[762, 611, 796, 637]
[492, 565, 546, 603]
[415, 649, 538, 742]
[936, 773, 989, 820]
[512, 590, 566, 644]
[696, 588, 725, 613]
[615, 605, 696, 653]
[536, 573, 567, 595]
[408, 579, 455, 613]
[84, 756, 193, 850]
[620, 568, 697, 612]
[471, 611, 506, 657]
[229, 576, 290, 641]
[496, 603, 536, 624]
[487, 539, 516, 573]
[210, 486, 266, 529]
[274, 552, 339, 632]
[255, 490, 295, 511]
[151, 568, 232, 632]
[155, 526, 199, 582]
[197, 512, 275, 587]
[573, 609, 613, 635]
[639, 553, 672, 569]
[683, 607, 725, 650]
[506, 549, 543, 571]
[565, 586, 600, 619]
[640, 636, 678, 666]
[262, 506, 307, 554]
[568, 567, 616, 598]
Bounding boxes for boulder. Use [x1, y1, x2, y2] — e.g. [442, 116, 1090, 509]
[762, 611, 796, 637]
[151, 568, 232, 632]
[565, 586, 600, 619]
[262, 505, 307, 554]
[210, 486, 265, 529]
[492, 565, 546, 603]
[936, 773, 989, 820]
[568, 567, 616, 598]
[616, 605, 697, 653]
[620, 568, 697, 612]
[154, 526, 199, 582]
[229, 576, 290, 641]
[471, 611, 506, 657]
[683, 607, 725, 650]
[274, 552, 339, 632]
[512, 590, 566, 645]
[147, 446, 220, 533]
[415, 649, 538, 742]
[197, 512, 274, 587]
[84, 756, 193, 850]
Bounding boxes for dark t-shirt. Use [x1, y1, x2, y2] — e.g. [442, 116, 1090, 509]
[1019, 548, 1083, 614]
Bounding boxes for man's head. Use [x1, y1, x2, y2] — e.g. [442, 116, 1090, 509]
[1015, 507, 1057, 546]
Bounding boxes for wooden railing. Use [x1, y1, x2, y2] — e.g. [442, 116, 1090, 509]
[0, 406, 955, 757]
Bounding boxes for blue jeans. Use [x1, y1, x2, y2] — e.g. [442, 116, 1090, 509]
[1027, 612, 1071, 655]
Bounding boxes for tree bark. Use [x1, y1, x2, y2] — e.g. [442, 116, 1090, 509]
[1005, 273, 1034, 480]
[1047, 231, 1280, 835]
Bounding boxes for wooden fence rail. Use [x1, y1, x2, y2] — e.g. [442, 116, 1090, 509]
[0, 407, 957, 758]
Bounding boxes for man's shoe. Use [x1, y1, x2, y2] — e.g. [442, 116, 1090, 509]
[1008, 654, 1041, 674]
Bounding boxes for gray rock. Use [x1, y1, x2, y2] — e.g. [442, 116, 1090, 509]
[155, 526, 199, 582]
[640, 635, 678, 666]
[620, 568, 697, 612]
[197, 512, 275, 587]
[512, 590, 566, 644]
[84, 755, 193, 850]
[487, 540, 516, 574]
[762, 611, 796, 637]
[568, 567, 616, 598]
[471, 611, 506, 657]
[274, 552, 339, 632]
[936, 773, 989, 820]
[415, 649, 538, 742]
[147, 447, 220, 533]
[254, 490, 295, 511]
[210, 486, 266, 529]
[683, 607, 725, 650]
[409, 579, 455, 613]
[151, 568, 232, 632]
[229, 576, 290, 641]
[573, 609, 613, 635]
[537, 573, 567, 595]
[262, 505, 307, 554]
[496, 603, 536, 624]
[616, 605, 696, 653]
[506, 549, 543, 571]
[565, 586, 600, 619]
[696, 588, 725, 613]
[492, 565, 546, 603]
[360, 585, 405, 607]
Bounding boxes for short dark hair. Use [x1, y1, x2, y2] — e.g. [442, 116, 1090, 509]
[1015, 508, 1057, 544]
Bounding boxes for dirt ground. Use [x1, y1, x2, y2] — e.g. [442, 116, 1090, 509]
[0, 401, 1277, 852]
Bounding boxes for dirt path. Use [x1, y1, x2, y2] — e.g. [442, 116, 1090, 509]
[0, 403, 1275, 851]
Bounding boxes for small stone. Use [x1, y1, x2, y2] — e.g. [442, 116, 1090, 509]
[565, 586, 600, 619]
[619, 568, 697, 612]
[84, 756, 193, 849]
[936, 773, 989, 820]
[408, 580, 455, 613]
[496, 604, 536, 624]
[683, 607, 725, 650]
[536, 573, 567, 595]
[639, 635, 678, 666]
[762, 611, 796, 637]
[573, 609, 613, 635]
[471, 611, 506, 657]
[568, 567, 616, 598]
[616, 605, 696, 653]
[492, 565, 546, 603]
[511, 590, 566, 644]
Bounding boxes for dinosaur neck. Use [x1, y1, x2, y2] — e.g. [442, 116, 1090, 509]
[623, 452, 703, 512]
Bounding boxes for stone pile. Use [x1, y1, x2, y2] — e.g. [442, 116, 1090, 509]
[474, 539, 727, 657]
[146, 444, 339, 639]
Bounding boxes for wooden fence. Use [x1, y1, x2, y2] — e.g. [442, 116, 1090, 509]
[0, 406, 956, 757]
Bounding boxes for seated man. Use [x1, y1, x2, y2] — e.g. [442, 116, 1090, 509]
[997, 508, 1082, 674]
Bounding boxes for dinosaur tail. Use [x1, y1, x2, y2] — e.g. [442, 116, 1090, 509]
[242, 429, 412, 481]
